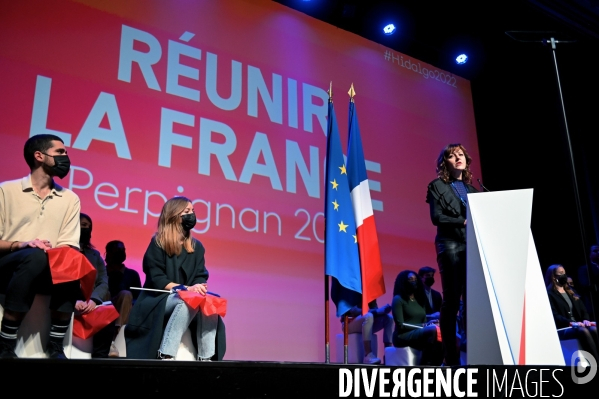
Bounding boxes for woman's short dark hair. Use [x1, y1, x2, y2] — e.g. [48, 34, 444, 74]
[23, 134, 64, 169]
[436, 143, 473, 184]
[106, 240, 125, 253]
[418, 266, 436, 277]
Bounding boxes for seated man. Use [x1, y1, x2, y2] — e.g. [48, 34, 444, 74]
[0, 134, 80, 359]
[418, 266, 442, 321]
[105, 240, 141, 356]
[343, 299, 393, 364]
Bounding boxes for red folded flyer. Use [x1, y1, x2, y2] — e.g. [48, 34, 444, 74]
[178, 290, 227, 317]
[436, 325, 442, 342]
[73, 304, 119, 339]
[46, 247, 97, 300]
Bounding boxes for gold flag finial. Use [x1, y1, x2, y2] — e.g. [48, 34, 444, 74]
[327, 81, 333, 102]
[348, 83, 356, 102]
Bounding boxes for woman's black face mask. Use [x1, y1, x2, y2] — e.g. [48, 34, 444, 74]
[80, 227, 92, 244]
[181, 213, 197, 231]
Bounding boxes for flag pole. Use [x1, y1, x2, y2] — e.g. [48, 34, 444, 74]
[325, 82, 362, 365]
[346, 82, 386, 314]
[325, 276, 330, 363]
[324, 81, 333, 364]
[343, 314, 349, 364]
[342, 82, 355, 365]
[348, 82, 355, 103]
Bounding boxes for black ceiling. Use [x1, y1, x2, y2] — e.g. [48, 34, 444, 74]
[273, 0, 599, 79]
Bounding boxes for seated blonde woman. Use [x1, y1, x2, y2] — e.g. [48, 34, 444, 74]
[125, 196, 225, 360]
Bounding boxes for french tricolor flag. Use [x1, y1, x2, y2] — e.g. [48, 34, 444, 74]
[346, 96, 386, 313]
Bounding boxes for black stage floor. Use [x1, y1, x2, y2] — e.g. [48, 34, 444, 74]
[2, 358, 588, 397]
[3, 358, 358, 396]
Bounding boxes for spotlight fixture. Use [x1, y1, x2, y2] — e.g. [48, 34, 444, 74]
[455, 54, 468, 64]
[383, 24, 396, 35]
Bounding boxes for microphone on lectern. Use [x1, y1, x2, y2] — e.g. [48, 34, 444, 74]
[477, 178, 491, 192]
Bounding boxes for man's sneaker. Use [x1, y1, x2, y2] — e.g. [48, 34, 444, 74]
[158, 352, 175, 360]
[363, 352, 381, 365]
[46, 341, 67, 359]
[108, 342, 119, 358]
[0, 340, 18, 359]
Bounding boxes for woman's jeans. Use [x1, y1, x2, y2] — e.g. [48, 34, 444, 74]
[159, 292, 218, 359]
[436, 239, 467, 366]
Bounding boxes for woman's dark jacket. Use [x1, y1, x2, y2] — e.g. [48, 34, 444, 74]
[426, 177, 478, 243]
[125, 237, 225, 359]
[547, 288, 591, 329]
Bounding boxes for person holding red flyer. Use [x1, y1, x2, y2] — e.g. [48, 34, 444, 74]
[125, 197, 225, 361]
[0, 134, 81, 359]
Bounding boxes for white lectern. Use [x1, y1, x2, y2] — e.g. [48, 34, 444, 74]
[466, 189, 564, 365]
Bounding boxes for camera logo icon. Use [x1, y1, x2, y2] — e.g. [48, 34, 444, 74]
[571, 350, 597, 384]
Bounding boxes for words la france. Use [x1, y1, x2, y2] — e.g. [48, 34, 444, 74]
[30, 24, 337, 200]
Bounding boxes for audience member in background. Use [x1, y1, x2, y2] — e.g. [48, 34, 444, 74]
[391, 270, 443, 366]
[566, 276, 577, 295]
[545, 264, 598, 360]
[578, 244, 599, 321]
[418, 266, 442, 321]
[78, 213, 113, 358]
[105, 240, 141, 357]
[343, 298, 393, 365]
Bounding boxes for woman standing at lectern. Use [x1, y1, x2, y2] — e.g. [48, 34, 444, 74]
[426, 143, 478, 366]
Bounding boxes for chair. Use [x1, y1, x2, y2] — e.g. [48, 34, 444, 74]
[69, 335, 93, 359]
[114, 325, 197, 359]
[384, 346, 422, 366]
[0, 294, 73, 358]
[335, 332, 378, 364]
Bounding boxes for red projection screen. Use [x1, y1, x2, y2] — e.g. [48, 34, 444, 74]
[0, 0, 480, 361]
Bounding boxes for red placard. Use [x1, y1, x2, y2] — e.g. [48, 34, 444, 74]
[73, 304, 119, 339]
[47, 247, 97, 301]
[178, 290, 227, 318]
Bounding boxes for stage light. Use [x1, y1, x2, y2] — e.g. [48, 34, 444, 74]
[383, 24, 396, 35]
[456, 54, 468, 64]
